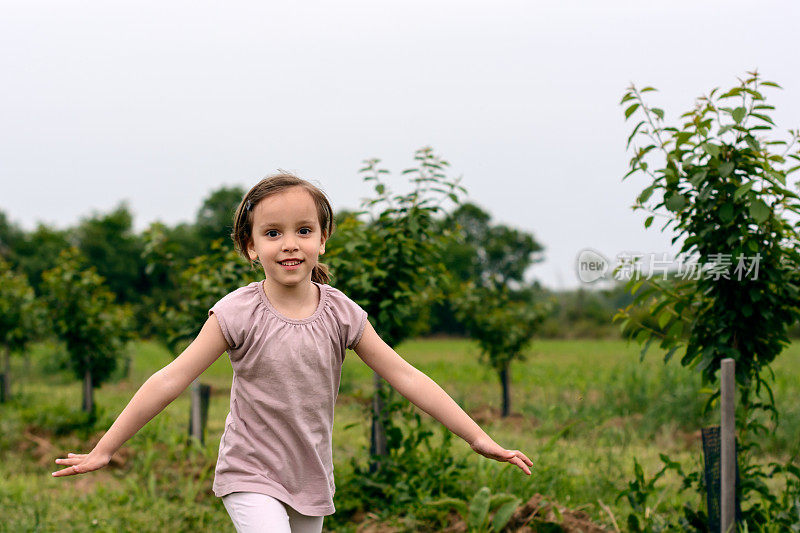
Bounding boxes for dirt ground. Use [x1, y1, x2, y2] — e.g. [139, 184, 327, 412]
[352, 493, 612, 532]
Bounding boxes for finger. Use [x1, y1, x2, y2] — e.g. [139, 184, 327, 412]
[513, 451, 534, 466]
[52, 466, 75, 477]
[509, 456, 532, 475]
[54, 462, 86, 476]
[507, 450, 533, 467]
[55, 453, 81, 463]
[56, 456, 82, 463]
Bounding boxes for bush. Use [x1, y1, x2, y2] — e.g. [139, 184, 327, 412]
[329, 385, 472, 530]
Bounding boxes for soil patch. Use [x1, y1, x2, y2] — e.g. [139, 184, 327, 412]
[442, 493, 611, 532]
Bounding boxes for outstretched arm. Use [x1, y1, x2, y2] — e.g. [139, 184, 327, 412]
[52, 314, 230, 477]
[353, 320, 532, 476]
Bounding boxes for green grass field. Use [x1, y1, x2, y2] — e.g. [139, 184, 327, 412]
[2, 337, 798, 532]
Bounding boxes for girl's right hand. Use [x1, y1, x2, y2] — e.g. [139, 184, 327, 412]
[51, 450, 111, 477]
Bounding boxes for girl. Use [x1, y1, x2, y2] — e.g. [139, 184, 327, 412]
[51, 172, 533, 533]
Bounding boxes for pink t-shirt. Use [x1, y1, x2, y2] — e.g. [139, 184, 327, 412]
[208, 279, 368, 516]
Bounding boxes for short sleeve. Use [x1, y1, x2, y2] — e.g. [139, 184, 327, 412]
[327, 286, 369, 351]
[346, 301, 369, 351]
[208, 285, 259, 353]
[209, 302, 238, 351]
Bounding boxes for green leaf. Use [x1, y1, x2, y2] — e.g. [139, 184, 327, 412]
[751, 112, 775, 125]
[732, 107, 746, 123]
[625, 103, 640, 119]
[631, 279, 645, 295]
[666, 321, 683, 339]
[491, 499, 521, 532]
[663, 345, 679, 364]
[665, 194, 687, 212]
[658, 310, 671, 329]
[469, 487, 491, 529]
[750, 199, 770, 223]
[690, 170, 707, 187]
[719, 204, 734, 223]
[651, 108, 664, 120]
[703, 143, 720, 159]
[627, 120, 646, 149]
[638, 185, 655, 204]
[640, 86, 657, 93]
[428, 498, 468, 516]
[745, 135, 760, 152]
[719, 162, 734, 177]
[674, 131, 693, 147]
[644, 216, 654, 228]
[734, 181, 755, 199]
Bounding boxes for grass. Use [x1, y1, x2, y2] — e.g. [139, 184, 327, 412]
[1, 336, 798, 531]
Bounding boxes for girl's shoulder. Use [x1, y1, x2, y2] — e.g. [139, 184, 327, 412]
[322, 284, 361, 307]
[321, 284, 369, 350]
[212, 281, 262, 309]
[321, 284, 368, 319]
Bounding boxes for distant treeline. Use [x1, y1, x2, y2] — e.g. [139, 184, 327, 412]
[2, 185, 747, 342]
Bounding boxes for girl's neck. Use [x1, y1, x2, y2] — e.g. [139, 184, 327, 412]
[262, 278, 319, 316]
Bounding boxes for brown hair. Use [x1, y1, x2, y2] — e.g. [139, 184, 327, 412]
[231, 171, 335, 284]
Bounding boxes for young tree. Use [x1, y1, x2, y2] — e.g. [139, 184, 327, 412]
[12, 223, 72, 296]
[0, 210, 26, 265]
[0, 257, 46, 402]
[41, 247, 134, 415]
[451, 278, 551, 417]
[615, 70, 800, 527]
[195, 186, 247, 252]
[74, 202, 147, 307]
[325, 146, 466, 470]
[430, 202, 546, 336]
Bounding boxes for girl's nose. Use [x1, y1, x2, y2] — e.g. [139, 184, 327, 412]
[282, 237, 299, 252]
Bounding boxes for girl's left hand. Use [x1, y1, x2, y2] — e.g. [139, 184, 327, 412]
[469, 434, 533, 475]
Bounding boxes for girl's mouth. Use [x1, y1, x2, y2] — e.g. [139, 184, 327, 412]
[278, 260, 303, 270]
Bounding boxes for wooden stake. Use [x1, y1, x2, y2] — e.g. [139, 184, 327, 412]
[721, 358, 735, 533]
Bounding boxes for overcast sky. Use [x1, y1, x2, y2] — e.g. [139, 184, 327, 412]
[2, 0, 797, 290]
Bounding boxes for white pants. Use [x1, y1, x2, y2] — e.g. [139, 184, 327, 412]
[221, 491, 325, 533]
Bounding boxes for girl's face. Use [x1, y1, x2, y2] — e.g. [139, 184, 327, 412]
[246, 186, 326, 286]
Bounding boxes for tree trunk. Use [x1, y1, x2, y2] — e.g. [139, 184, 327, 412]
[1, 344, 10, 403]
[188, 378, 209, 446]
[368, 371, 388, 473]
[83, 368, 94, 413]
[191, 379, 202, 442]
[499, 364, 511, 417]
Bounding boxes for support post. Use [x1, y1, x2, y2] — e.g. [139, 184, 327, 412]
[721, 358, 735, 533]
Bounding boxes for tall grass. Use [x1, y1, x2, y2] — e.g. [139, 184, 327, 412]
[1, 337, 798, 531]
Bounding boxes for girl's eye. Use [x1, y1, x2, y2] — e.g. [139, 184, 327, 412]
[265, 228, 312, 237]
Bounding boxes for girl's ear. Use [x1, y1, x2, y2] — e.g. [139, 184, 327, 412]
[246, 238, 258, 262]
[319, 234, 327, 256]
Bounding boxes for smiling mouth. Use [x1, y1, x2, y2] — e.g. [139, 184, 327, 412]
[278, 260, 303, 266]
